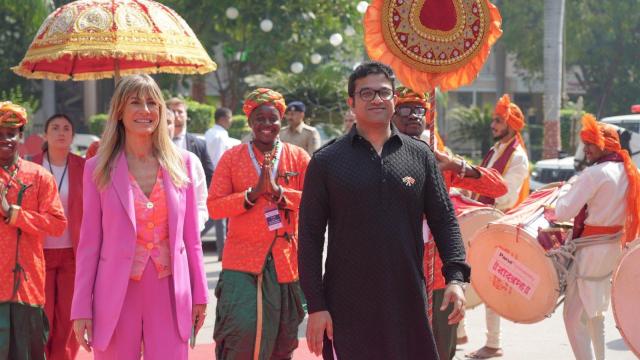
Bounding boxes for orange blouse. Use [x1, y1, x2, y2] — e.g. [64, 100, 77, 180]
[0, 158, 67, 306]
[208, 142, 310, 283]
[129, 170, 171, 281]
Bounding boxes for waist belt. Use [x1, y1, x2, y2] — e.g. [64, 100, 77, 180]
[582, 225, 623, 237]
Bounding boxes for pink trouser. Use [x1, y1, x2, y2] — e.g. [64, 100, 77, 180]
[94, 262, 187, 360]
[44, 248, 80, 360]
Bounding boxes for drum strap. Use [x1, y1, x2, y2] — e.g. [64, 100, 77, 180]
[546, 232, 622, 293]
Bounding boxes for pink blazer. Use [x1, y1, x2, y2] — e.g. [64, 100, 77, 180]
[70, 151, 208, 351]
[32, 152, 85, 254]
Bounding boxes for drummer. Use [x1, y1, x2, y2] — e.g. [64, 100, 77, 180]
[392, 87, 508, 360]
[546, 113, 640, 360]
[465, 94, 530, 359]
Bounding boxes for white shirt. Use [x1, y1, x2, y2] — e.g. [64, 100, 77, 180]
[173, 127, 188, 150]
[185, 151, 209, 231]
[485, 140, 529, 211]
[555, 161, 628, 226]
[43, 159, 72, 249]
[554, 160, 627, 317]
[204, 124, 230, 170]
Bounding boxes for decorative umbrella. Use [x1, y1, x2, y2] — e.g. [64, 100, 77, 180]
[12, 0, 216, 81]
[364, 0, 502, 94]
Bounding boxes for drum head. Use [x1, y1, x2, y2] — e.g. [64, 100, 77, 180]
[465, 286, 483, 310]
[611, 243, 640, 357]
[468, 223, 560, 323]
[458, 208, 504, 249]
[458, 207, 503, 309]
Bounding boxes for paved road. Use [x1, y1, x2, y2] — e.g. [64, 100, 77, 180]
[80, 235, 637, 359]
[200, 234, 637, 359]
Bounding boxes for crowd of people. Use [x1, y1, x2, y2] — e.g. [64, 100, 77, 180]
[0, 61, 637, 360]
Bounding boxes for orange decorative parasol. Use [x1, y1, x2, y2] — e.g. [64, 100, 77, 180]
[12, 0, 216, 81]
[364, 0, 502, 93]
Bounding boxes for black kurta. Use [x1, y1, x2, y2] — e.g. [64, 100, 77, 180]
[298, 126, 470, 360]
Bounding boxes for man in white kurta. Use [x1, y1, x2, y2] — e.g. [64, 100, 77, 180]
[466, 95, 530, 359]
[549, 114, 640, 360]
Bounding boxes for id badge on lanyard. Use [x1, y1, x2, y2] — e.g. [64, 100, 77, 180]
[264, 207, 283, 231]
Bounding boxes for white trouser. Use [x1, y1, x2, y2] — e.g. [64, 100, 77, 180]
[455, 307, 501, 348]
[485, 307, 501, 348]
[457, 317, 467, 338]
[563, 284, 606, 360]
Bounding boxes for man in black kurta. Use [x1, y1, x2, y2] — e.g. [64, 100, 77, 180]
[298, 62, 470, 360]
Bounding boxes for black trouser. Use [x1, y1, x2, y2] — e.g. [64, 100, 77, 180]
[0, 302, 49, 360]
[432, 289, 458, 360]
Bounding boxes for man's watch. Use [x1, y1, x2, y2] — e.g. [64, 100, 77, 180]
[447, 280, 468, 291]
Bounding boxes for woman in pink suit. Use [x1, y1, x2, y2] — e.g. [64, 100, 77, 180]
[70, 74, 208, 359]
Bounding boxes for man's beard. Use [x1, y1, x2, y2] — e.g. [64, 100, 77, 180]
[493, 129, 508, 141]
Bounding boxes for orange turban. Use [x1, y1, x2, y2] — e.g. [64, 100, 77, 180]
[396, 86, 430, 108]
[0, 101, 28, 128]
[580, 113, 640, 244]
[242, 88, 286, 118]
[495, 94, 526, 148]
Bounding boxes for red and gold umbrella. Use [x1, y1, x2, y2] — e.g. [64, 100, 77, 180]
[12, 0, 216, 81]
[364, 0, 502, 93]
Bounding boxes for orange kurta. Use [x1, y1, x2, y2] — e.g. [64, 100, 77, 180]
[427, 166, 507, 291]
[207, 142, 310, 283]
[0, 158, 67, 306]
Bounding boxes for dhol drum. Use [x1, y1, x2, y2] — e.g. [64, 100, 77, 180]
[467, 186, 571, 323]
[611, 241, 640, 357]
[449, 191, 503, 309]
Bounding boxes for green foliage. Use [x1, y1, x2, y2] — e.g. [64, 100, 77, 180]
[163, 0, 364, 110]
[450, 105, 495, 156]
[186, 100, 215, 134]
[0, 0, 51, 102]
[500, 0, 640, 117]
[88, 113, 108, 136]
[245, 63, 351, 127]
[228, 114, 250, 140]
[0, 85, 40, 132]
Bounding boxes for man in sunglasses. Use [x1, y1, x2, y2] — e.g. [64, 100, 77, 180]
[392, 87, 508, 360]
[299, 62, 470, 359]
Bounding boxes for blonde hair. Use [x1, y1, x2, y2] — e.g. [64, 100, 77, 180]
[94, 74, 188, 189]
[166, 97, 187, 110]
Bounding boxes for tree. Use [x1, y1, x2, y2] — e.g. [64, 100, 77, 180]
[245, 63, 351, 126]
[499, 0, 640, 119]
[0, 0, 51, 104]
[542, 0, 565, 159]
[450, 104, 495, 156]
[163, 0, 364, 111]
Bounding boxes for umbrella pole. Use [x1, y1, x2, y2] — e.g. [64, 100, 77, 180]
[429, 89, 436, 150]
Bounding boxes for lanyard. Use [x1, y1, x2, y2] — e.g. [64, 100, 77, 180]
[46, 152, 68, 193]
[247, 140, 283, 181]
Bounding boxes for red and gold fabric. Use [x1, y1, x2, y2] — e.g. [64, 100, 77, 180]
[207, 143, 310, 283]
[396, 86, 430, 107]
[242, 88, 287, 118]
[364, 0, 502, 93]
[579, 113, 640, 244]
[0, 158, 67, 306]
[0, 102, 28, 128]
[12, 0, 216, 81]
